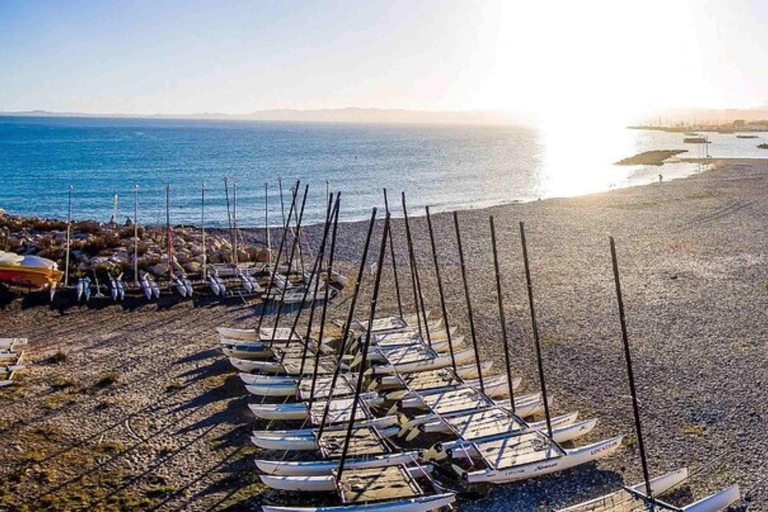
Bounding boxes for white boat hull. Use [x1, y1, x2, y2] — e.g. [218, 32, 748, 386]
[257, 451, 423, 478]
[465, 436, 623, 484]
[261, 493, 455, 512]
[251, 425, 399, 451]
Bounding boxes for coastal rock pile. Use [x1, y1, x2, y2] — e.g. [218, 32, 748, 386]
[0, 213, 269, 279]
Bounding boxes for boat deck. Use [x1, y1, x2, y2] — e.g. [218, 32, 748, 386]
[443, 407, 526, 440]
[298, 374, 356, 400]
[397, 369, 461, 391]
[260, 327, 303, 341]
[358, 316, 408, 333]
[336, 465, 422, 504]
[283, 357, 338, 375]
[377, 344, 438, 365]
[473, 431, 562, 470]
[309, 397, 371, 425]
[318, 426, 387, 458]
[418, 387, 493, 415]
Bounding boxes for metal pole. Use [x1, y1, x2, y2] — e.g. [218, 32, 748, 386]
[296, 195, 336, 373]
[201, 181, 207, 280]
[383, 189, 404, 319]
[425, 206, 456, 372]
[133, 185, 138, 286]
[318, 207, 377, 437]
[233, 181, 239, 255]
[283, 197, 334, 360]
[278, 177, 286, 228]
[265, 182, 271, 267]
[224, 177, 237, 266]
[337, 211, 390, 481]
[308, 197, 341, 411]
[402, 193, 430, 346]
[269, 185, 309, 345]
[257, 180, 300, 330]
[610, 236, 654, 505]
[490, 216, 514, 411]
[519, 221, 551, 437]
[453, 212, 484, 394]
[166, 184, 173, 280]
[65, 186, 72, 286]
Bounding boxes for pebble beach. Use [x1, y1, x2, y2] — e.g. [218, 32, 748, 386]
[1, 160, 766, 511]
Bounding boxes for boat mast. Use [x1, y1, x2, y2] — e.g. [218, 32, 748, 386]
[257, 180, 300, 330]
[382, 189, 404, 320]
[233, 181, 239, 257]
[425, 206, 456, 373]
[296, 195, 336, 373]
[610, 236, 654, 506]
[224, 177, 237, 266]
[201, 181, 206, 280]
[265, 182, 271, 268]
[317, 207, 377, 437]
[453, 211, 484, 394]
[65, 185, 73, 287]
[269, 185, 309, 345]
[490, 216, 515, 411]
[307, 197, 341, 412]
[166, 184, 173, 280]
[133, 185, 139, 286]
[278, 177, 286, 228]
[519, 221, 551, 437]
[337, 211, 390, 482]
[402, 193, 431, 346]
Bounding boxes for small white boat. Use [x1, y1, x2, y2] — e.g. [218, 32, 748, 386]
[427, 417, 598, 461]
[83, 277, 91, 301]
[372, 347, 475, 375]
[116, 277, 125, 300]
[146, 275, 159, 299]
[215, 276, 227, 297]
[260, 462, 429, 490]
[141, 274, 152, 299]
[173, 276, 187, 297]
[216, 326, 303, 342]
[261, 492, 455, 512]
[251, 416, 399, 451]
[459, 435, 624, 484]
[109, 276, 119, 301]
[75, 277, 85, 301]
[208, 275, 220, 296]
[221, 340, 274, 360]
[397, 392, 546, 435]
[182, 277, 193, 296]
[558, 468, 739, 512]
[239, 271, 254, 293]
[249, 392, 384, 422]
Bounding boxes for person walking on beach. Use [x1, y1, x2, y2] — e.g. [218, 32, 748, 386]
[659, 174, 663, 183]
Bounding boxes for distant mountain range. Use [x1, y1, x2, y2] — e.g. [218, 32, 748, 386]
[637, 106, 768, 125]
[0, 108, 535, 126]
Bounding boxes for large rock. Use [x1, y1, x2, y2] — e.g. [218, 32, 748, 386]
[149, 262, 169, 276]
[184, 261, 201, 274]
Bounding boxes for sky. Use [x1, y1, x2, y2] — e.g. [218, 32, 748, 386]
[2, 0, 768, 122]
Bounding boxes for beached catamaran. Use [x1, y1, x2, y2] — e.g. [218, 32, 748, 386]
[259, 209, 457, 512]
[556, 238, 739, 512]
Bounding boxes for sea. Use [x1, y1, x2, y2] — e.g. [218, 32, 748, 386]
[1, 115, 766, 228]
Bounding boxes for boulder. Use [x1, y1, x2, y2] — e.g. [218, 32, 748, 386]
[184, 261, 201, 274]
[149, 262, 169, 276]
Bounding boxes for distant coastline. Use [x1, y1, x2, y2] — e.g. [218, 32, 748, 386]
[0, 108, 535, 126]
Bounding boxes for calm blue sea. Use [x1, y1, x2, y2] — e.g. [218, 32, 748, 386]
[1, 115, 763, 227]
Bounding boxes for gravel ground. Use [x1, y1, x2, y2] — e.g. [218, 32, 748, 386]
[2, 162, 767, 511]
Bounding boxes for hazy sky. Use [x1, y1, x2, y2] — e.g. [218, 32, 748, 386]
[2, 0, 768, 120]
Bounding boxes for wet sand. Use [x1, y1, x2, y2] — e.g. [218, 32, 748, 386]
[2, 161, 768, 510]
